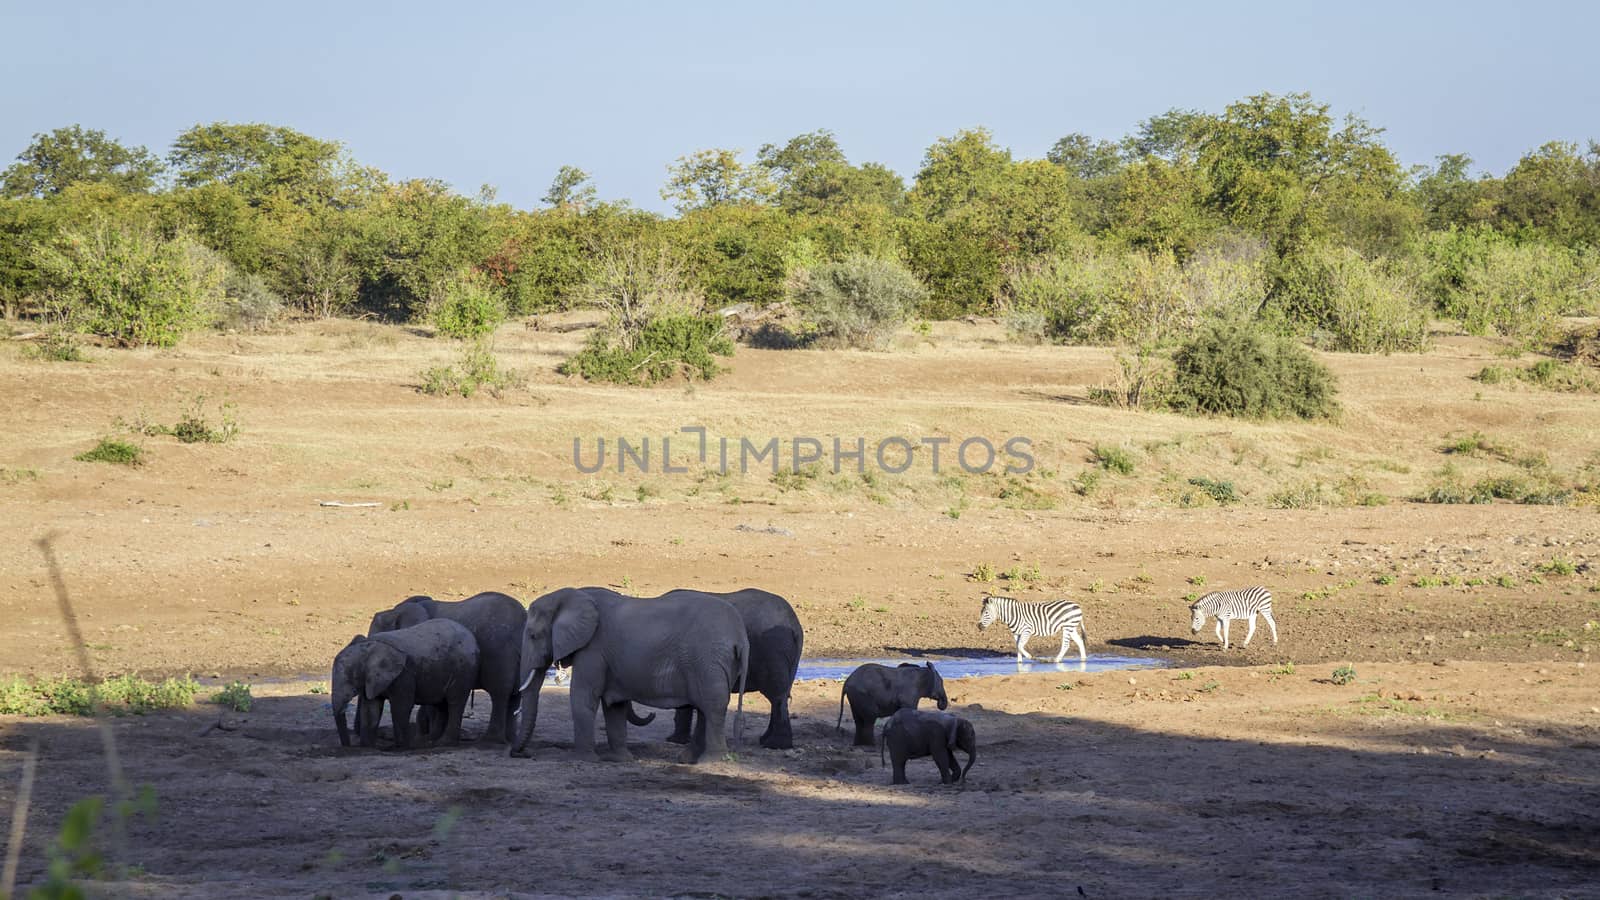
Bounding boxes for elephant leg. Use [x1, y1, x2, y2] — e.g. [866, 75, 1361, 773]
[357, 696, 383, 748]
[667, 707, 694, 744]
[390, 698, 416, 750]
[482, 689, 509, 746]
[934, 745, 956, 784]
[568, 684, 600, 761]
[680, 708, 708, 764]
[761, 692, 793, 750]
[852, 711, 876, 748]
[699, 696, 730, 761]
[891, 749, 909, 785]
[598, 702, 635, 763]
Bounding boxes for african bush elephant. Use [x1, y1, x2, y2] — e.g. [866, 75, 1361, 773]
[512, 587, 748, 764]
[368, 591, 525, 744]
[660, 588, 804, 750]
[332, 619, 478, 750]
[837, 662, 948, 747]
[880, 709, 977, 785]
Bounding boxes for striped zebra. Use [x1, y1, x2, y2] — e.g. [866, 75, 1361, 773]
[1189, 587, 1277, 650]
[977, 595, 1087, 662]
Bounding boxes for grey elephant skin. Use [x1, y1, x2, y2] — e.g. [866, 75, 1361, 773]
[837, 662, 948, 747]
[332, 619, 478, 750]
[880, 709, 977, 784]
[660, 588, 804, 750]
[368, 591, 525, 744]
[512, 587, 748, 764]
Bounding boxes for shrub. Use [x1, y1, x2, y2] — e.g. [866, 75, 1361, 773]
[1424, 229, 1589, 343]
[561, 243, 733, 385]
[431, 269, 507, 341]
[561, 313, 733, 385]
[33, 222, 224, 347]
[0, 675, 199, 716]
[218, 268, 283, 332]
[22, 331, 85, 362]
[1476, 359, 1599, 393]
[214, 681, 252, 712]
[1187, 476, 1240, 505]
[1330, 664, 1357, 686]
[74, 438, 143, 466]
[1271, 244, 1430, 353]
[788, 255, 926, 349]
[1166, 319, 1339, 420]
[421, 342, 523, 397]
[1091, 444, 1136, 475]
[1269, 481, 1329, 509]
[140, 393, 239, 444]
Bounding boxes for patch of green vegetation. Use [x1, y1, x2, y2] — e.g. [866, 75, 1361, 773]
[1412, 575, 1448, 588]
[1091, 444, 1136, 475]
[1196, 680, 1222, 693]
[1269, 662, 1296, 675]
[214, 681, 252, 712]
[137, 393, 239, 444]
[1441, 430, 1508, 459]
[74, 438, 144, 466]
[0, 675, 199, 716]
[1175, 671, 1194, 680]
[562, 314, 733, 385]
[308, 684, 327, 694]
[1071, 469, 1102, 497]
[1166, 319, 1339, 420]
[1375, 574, 1396, 585]
[971, 562, 996, 583]
[1476, 359, 1600, 393]
[771, 466, 820, 493]
[23, 331, 86, 362]
[1496, 575, 1518, 588]
[1538, 557, 1577, 576]
[998, 477, 1056, 509]
[635, 483, 660, 502]
[1, 467, 40, 485]
[421, 342, 522, 397]
[1330, 664, 1357, 686]
[1187, 574, 1207, 586]
[1186, 476, 1239, 505]
[1269, 481, 1328, 509]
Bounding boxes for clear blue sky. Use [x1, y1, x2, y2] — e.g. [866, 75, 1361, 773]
[3, 1, 1597, 212]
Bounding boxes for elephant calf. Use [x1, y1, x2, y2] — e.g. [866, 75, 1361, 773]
[837, 661, 948, 747]
[333, 619, 478, 750]
[880, 709, 977, 785]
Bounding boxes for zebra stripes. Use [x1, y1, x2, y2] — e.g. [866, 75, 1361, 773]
[977, 595, 1087, 663]
[1189, 587, 1277, 650]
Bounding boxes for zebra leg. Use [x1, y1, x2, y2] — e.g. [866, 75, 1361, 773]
[1213, 620, 1223, 647]
[1071, 627, 1087, 663]
[1053, 630, 1070, 663]
[1221, 618, 1231, 650]
[1263, 610, 1279, 644]
[1243, 615, 1257, 647]
[1015, 633, 1032, 661]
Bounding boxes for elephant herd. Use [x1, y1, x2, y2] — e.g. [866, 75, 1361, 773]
[333, 586, 803, 764]
[331, 585, 976, 782]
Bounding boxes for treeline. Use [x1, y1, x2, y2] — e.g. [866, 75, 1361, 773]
[1, 92, 1597, 355]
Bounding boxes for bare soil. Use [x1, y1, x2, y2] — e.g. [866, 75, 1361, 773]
[2, 318, 1598, 897]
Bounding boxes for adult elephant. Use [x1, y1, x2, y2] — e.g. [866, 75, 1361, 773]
[659, 588, 803, 750]
[369, 591, 525, 744]
[512, 587, 748, 764]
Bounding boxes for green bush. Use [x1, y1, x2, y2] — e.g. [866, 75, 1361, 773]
[1476, 359, 1599, 393]
[1166, 319, 1339, 420]
[421, 341, 523, 397]
[33, 222, 224, 347]
[1091, 444, 1136, 475]
[0, 675, 199, 716]
[218, 266, 283, 332]
[22, 331, 85, 362]
[74, 438, 144, 466]
[788, 254, 926, 349]
[1330, 664, 1357, 686]
[431, 269, 507, 340]
[1424, 229, 1588, 343]
[214, 680, 252, 712]
[1187, 476, 1240, 504]
[560, 314, 733, 385]
[1271, 244, 1430, 353]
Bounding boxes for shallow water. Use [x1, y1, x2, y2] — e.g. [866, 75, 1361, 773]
[793, 653, 1164, 681]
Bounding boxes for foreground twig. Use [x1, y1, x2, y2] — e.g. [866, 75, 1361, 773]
[0, 739, 39, 900]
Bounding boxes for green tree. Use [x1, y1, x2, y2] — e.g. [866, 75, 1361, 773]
[351, 179, 493, 320]
[757, 130, 905, 214]
[1047, 133, 1123, 179]
[168, 123, 351, 208]
[1413, 154, 1496, 230]
[1495, 141, 1600, 247]
[661, 148, 776, 213]
[542, 165, 597, 210]
[2, 126, 164, 198]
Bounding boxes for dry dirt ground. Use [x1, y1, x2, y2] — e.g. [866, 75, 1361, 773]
[2, 317, 1599, 897]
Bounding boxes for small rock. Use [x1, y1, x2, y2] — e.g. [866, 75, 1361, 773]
[1127, 677, 1137, 686]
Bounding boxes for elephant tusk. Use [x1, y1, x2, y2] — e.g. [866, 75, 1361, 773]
[517, 670, 537, 693]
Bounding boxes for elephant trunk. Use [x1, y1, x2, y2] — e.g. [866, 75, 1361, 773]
[333, 685, 355, 747]
[512, 666, 547, 755]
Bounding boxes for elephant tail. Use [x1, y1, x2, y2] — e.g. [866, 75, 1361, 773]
[879, 720, 887, 766]
[836, 684, 845, 732]
[627, 705, 656, 726]
[732, 640, 749, 748]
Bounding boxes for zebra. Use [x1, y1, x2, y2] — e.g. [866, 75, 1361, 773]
[977, 595, 1087, 662]
[1189, 587, 1277, 650]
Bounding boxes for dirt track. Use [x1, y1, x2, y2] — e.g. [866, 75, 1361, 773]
[2, 318, 1599, 896]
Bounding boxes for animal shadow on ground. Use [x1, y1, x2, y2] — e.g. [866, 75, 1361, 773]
[1107, 635, 1206, 651]
[5, 686, 1599, 898]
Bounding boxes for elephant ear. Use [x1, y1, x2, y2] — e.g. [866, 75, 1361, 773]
[551, 590, 600, 662]
[363, 643, 406, 700]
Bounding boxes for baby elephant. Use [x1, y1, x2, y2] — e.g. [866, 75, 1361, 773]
[837, 661, 948, 747]
[332, 619, 478, 750]
[880, 709, 977, 785]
